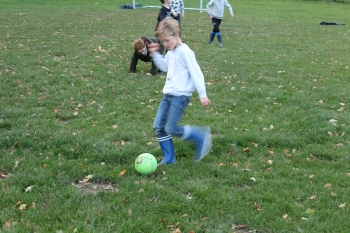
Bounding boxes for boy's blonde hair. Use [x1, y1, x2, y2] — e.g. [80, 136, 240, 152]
[132, 39, 145, 51]
[155, 18, 180, 38]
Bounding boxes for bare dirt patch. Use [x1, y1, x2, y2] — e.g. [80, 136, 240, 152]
[72, 181, 118, 195]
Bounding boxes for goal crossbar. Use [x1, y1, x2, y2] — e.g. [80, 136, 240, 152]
[132, 0, 207, 12]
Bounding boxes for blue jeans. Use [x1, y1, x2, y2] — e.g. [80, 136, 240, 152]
[153, 95, 190, 138]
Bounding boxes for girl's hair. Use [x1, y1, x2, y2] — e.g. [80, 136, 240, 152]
[132, 39, 145, 51]
[155, 18, 180, 38]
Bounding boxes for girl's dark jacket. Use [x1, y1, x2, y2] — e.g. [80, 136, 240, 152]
[129, 36, 164, 75]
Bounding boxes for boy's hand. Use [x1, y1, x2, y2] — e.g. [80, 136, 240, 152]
[148, 43, 160, 54]
[231, 14, 234, 17]
[200, 97, 211, 107]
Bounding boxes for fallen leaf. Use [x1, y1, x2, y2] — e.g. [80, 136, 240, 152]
[339, 203, 346, 208]
[25, 185, 34, 192]
[309, 196, 316, 200]
[235, 225, 247, 230]
[14, 159, 20, 169]
[119, 170, 127, 176]
[80, 175, 94, 183]
[324, 183, 332, 188]
[186, 194, 193, 200]
[254, 202, 260, 208]
[283, 214, 288, 219]
[305, 208, 314, 214]
[335, 143, 343, 147]
[19, 204, 27, 210]
[218, 163, 224, 167]
[267, 160, 273, 165]
[337, 107, 344, 112]
[3, 219, 11, 229]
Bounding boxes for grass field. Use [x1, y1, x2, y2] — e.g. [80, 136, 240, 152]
[1, 0, 350, 232]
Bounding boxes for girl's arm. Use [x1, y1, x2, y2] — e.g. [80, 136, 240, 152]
[158, 7, 168, 22]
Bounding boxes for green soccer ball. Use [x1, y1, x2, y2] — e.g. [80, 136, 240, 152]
[135, 153, 157, 174]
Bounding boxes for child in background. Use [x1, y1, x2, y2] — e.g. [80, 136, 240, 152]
[129, 36, 164, 76]
[170, 0, 184, 33]
[148, 18, 212, 165]
[206, 0, 234, 47]
[155, 0, 178, 32]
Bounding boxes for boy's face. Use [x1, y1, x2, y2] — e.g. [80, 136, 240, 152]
[166, 0, 172, 4]
[137, 46, 147, 55]
[160, 34, 179, 51]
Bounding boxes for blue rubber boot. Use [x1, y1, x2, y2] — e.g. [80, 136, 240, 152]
[217, 32, 223, 47]
[181, 126, 212, 162]
[157, 136, 176, 166]
[209, 32, 215, 45]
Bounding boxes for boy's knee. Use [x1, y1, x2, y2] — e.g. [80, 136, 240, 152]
[164, 125, 173, 135]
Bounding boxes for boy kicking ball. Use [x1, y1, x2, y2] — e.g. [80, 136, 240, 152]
[148, 18, 212, 166]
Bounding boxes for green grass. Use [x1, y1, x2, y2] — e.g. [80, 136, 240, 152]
[1, 0, 350, 232]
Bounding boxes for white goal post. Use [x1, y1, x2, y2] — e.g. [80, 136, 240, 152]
[132, 0, 207, 13]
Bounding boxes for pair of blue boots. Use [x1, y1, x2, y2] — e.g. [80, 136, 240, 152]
[209, 32, 222, 47]
[157, 126, 212, 166]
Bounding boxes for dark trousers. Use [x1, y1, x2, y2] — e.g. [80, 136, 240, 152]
[174, 15, 181, 36]
[211, 17, 222, 33]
